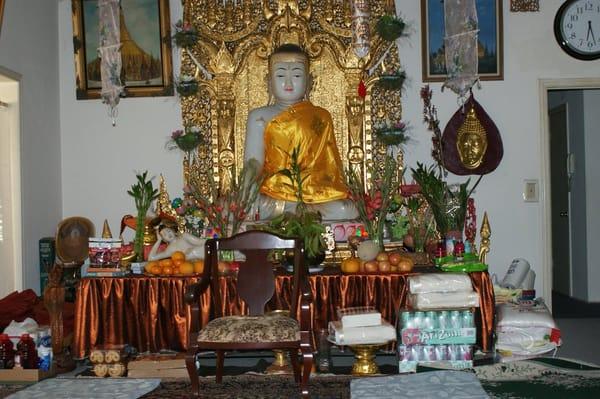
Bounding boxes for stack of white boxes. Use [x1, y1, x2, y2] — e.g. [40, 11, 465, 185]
[328, 307, 396, 345]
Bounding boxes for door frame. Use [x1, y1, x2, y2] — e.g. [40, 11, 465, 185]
[0, 65, 23, 293]
[539, 78, 600, 309]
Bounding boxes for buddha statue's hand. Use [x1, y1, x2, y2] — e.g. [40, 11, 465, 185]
[255, 194, 286, 220]
[307, 199, 359, 221]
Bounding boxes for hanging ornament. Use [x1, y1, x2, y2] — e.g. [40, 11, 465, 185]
[98, 0, 124, 126]
[441, 93, 503, 175]
[351, 0, 371, 59]
[357, 80, 367, 98]
[442, 0, 479, 98]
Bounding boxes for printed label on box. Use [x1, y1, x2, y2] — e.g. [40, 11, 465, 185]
[400, 328, 476, 345]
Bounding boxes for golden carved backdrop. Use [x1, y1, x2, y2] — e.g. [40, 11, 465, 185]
[179, 0, 404, 196]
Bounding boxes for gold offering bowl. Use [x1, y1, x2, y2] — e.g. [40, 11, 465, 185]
[348, 343, 385, 376]
[265, 310, 293, 375]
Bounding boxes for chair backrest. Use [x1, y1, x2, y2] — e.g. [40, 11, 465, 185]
[205, 230, 305, 317]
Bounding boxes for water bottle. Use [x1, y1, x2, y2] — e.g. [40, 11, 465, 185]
[0, 333, 15, 369]
[16, 334, 38, 369]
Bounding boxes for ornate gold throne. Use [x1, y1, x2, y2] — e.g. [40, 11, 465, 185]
[178, 0, 404, 196]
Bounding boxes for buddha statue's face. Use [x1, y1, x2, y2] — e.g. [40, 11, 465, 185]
[269, 53, 308, 104]
[160, 227, 176, 242]
[457, 131, 486, 169]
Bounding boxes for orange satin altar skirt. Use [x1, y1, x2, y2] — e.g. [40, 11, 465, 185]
[73, 271, 495, 359]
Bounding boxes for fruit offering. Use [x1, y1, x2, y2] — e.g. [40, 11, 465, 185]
[341, 251, 414, 274]
[145, 251, 201, 276]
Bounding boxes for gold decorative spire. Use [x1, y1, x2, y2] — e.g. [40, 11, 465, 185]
[479, 212, 491, 264]
[102, 219, 113, 238]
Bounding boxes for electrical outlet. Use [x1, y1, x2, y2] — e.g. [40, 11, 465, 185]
[523, 179, 539, 202]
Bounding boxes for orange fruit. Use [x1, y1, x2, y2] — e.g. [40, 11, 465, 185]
[150, 264, 162, 275]
[173, 258, 185, 267]
[162, 266, 174, 276]
[180, 261, 194, 275]
[171, 251, 186, 263]
[218, 261, 229, 274]
[173, 266, 181, 275]
[193, 260, 204, 274]
[159, 258, 174, 268]
[341, 257, 360, 274]
[145, 261, 158, 274]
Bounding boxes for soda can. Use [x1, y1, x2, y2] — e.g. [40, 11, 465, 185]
[434, 345, 448, 361]
[459, 345, 472, 361]
[461, 310, 474, 328]
[400, 311, 412, 329]
[449, 310, 462, 329]
[397, 345, 409, 361]
[422, 345, 436, 361]
[413, 311, 425, 329]
[447, 344, 459, 361]
[410, 345, 420, 362]
[422, 312, 435, 330]
[437, 311, 450, 329]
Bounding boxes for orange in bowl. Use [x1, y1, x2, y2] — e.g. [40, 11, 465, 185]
[162, 266, 174, 276]
[159, 258, 174, 268]
[180, 261, 194, 275]
[150, 264, 162, 275]
[171, 251, 186, 263]
[193, 260, 204, 274]
[145, 261, 158, 274]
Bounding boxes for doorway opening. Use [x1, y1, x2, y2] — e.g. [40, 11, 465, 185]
[540, 78, 600, 316]
[0, 66, 22, 298]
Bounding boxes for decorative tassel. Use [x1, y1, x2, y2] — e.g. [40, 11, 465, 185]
[358, 80, 367, 98]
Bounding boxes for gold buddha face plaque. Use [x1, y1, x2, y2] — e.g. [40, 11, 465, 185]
[456, 107, 488, 169]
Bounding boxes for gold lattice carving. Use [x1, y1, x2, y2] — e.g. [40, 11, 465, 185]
[180, 0, 404, 197]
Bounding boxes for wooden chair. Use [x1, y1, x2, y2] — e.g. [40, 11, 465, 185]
[184, 230, 314, 397]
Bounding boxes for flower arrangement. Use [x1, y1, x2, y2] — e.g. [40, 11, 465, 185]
[171, 196, 204, 237]
[262, 146, 327, 260]
[189, 159, 264, 238]
[176, 75, 199, 97]
[373, 119, 410, 147]
[346, 155, 401, 249]
[167, 126, 203, 155]
[172, 20, 198, 49]
[420, 85, 445, 175]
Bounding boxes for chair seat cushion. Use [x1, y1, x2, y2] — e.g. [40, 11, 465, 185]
[197, 315, 300, 343]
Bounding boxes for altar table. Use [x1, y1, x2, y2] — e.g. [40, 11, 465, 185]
[73, 269, 494, 359]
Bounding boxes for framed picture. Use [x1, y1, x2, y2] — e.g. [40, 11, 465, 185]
[72, 0, 174, 99]
[0, 0, 5, 37]
[421, 0, 504, 82]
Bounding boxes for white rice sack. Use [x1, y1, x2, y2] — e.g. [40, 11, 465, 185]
[409, 291, 479, 310]
[408, 273, 473, 294]
[496, 301, 556, 329]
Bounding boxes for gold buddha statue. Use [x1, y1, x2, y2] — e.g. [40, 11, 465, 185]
[243, 44, 358, 220]
[456, 107, 488, 169]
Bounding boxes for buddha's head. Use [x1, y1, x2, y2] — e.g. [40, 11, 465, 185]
[268, 43, 310, 105]
[456, 107, 488, 169]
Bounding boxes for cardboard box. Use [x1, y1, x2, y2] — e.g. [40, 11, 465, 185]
[127, 354, 187, 378]
[0, 367, 55, 383]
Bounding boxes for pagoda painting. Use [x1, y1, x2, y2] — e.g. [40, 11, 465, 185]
[83, 0, 164, 88]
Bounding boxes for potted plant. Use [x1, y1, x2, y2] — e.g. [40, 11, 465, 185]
[127, 171, 159, 262]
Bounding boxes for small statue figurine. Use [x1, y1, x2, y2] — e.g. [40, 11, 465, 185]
[243, 43, 358, 221]
[147, 219, 206, 261]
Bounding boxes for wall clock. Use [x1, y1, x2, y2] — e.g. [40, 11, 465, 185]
[554, 0, 600, 60]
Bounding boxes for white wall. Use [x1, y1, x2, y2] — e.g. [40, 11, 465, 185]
[584, 90, 600, 301]
[55, 1, 600, 298]
[0, 0, 62, 294]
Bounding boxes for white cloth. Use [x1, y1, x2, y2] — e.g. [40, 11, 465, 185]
[496, 301, 556, 329]
[409, 291, 479, 310]
[328, 320, 396, 345]
[409, 273, 473, 294]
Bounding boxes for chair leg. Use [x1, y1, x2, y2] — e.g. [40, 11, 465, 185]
[300, 346, 313, 399]
[289, 348, 301, 383]
[185, 350, 200, 396]
[215, 350, 225, 383]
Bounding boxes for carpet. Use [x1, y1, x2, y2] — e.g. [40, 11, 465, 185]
[3, 378, 161, 399]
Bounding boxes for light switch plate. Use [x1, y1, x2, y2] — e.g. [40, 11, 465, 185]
[523, 179, 539, 202]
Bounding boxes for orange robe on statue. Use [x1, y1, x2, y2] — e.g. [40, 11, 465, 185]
[261, 101, 348, 203]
